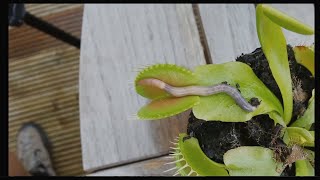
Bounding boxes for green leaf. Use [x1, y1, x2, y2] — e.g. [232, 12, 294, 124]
[192, 62, 284, 124]
[256, 4, 293, 124]
[135, 64, 198, 100]
[295, 148, 315, 176]
[291, 89, 314, 130]
[223, 146, 283, 176]
[283, 127, 314, 147]
[261, 4, 314, 35]
[293, 45, 315, 76]
[174, 133, 229, 176]
[303, 149, 315, 169]
[137, 96, 199, 120]
[295, 160, 314, 176]
[269, 112, 286, 127]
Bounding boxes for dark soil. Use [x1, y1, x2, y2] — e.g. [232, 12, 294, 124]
[187, 45, 314, 176]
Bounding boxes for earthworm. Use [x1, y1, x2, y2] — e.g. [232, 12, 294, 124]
[138, 78, 257, 112]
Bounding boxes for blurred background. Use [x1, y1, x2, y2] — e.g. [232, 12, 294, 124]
[9, 4, 84, 176]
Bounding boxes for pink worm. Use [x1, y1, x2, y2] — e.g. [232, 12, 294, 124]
[138, 78, 257, 112]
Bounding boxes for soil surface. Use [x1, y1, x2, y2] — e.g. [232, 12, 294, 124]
[187, 45, 314, 176]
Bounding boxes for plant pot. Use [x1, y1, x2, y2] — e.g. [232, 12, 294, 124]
[186, 45, 314, 176]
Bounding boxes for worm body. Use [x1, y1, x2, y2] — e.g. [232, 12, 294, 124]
[138, 78, 257, 112]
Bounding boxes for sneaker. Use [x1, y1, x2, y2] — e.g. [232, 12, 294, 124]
[16, 122, 56, 176]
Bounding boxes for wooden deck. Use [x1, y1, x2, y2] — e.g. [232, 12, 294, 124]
[9, 4, 84, 176]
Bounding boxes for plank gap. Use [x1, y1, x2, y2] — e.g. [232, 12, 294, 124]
[85, 153, 169, 175]
[192, 4, 213, 64]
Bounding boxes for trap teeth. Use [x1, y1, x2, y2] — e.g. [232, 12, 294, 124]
[172, 164, 188, 176]
[126, 114, 140, 121]
[173, 172, 180, 176]
[164, 156, 175, 159]
[169, 147, 179, 150]
[169, 152, 182, 156]
[187, 170, 196, 176]
[164, 158, 185, 165]
[169, 141, 178, 145]
[163, 166, 177, 173]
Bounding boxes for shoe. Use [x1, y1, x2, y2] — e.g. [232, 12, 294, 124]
[16, 122, 56, 176]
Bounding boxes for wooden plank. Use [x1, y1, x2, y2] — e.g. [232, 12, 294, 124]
[80, 4, 206, 172]
[9, 48, 79, 101]
[25, 4, 83, 18]
[9, 5, 84, 176]
[87, 155, 177, 176]
[198, 4, 259, 64]
[269, 4, 314, 46]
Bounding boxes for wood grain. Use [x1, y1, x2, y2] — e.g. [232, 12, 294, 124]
[9, 47, 84, 176]
[87, 155, 178, 176]
[198, 4, 260, 64]
[80, 4, 206, 172]
[9, 6, 83, 59]
[25, 4, 83, 18]
[9, 4, 85, 176]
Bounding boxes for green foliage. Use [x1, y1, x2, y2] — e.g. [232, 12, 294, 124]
[283, 127, 314, 147]
[261, 5, 314, 35]
[256, 4, 314, 124]
[135, 62, 285, 125]
[295, 160, 314, 176]
[256, 4, 291, 124]
[293, 45, 315, 76]
[173, 133, 229, 176]
[135, 62, 285, 124]
[193, 62, 283, 123]
[135, 64, 198, 100]
[135, 64, 200, 119]
[223, 146, 283, 176]
[137, 96, 199, 120]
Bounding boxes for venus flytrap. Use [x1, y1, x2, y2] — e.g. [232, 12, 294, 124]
[256, 4, 314, 124]
[293, 45, 314, 76]
[168, 134, 229, 176]
[134, 4, 314, 176]
[294, 148, 314, 176]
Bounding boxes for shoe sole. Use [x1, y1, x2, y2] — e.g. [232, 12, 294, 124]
[17, 122, 53, 157]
